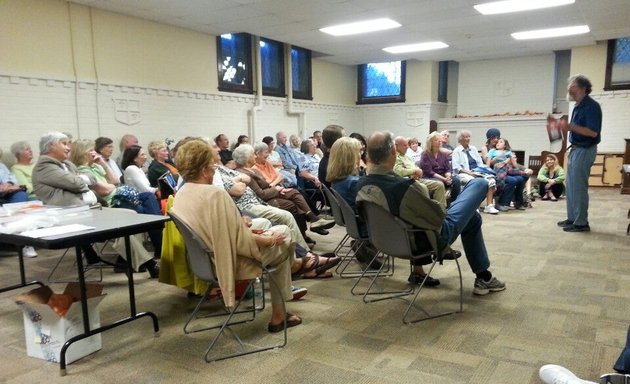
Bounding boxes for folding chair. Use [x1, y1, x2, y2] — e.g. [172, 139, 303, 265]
[359, 201, 463, 324]
[330, 188, 392, 278]
[321, 185, 351, 259]
[168, 211, 288, 362]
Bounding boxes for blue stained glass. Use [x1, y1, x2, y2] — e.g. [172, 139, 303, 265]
[614, 37, 630, 63]
[363, 62, 401, 97]
[260, 39, 283, 92]
[219, 33, 250, 86]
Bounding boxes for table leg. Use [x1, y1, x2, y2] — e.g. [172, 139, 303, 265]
[0, 246, 44, 294]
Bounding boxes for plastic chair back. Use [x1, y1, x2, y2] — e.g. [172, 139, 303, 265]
[331, 189, 367, 241]
[322, 185, 345, 227]
[168, 211, 216, 284]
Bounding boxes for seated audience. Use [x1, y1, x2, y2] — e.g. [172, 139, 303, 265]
[215, 134, 235, 169]
[439, 130, 454, 154]
[275, 131, 302, 177]
[1, 147, 36, 258]
[452, 130, 500, 214]
[233, 134, 249, 150]
[349, 133, 368, 175]
[94, 137, 123, 184]
[393, 135, 446, 208]
[406, 137, 423, 167]
[299, 139, 322, 186]
[116, 134, 141, 169]
[232, 144, 334, 237]
[147, 140, 179, 188]
[261, 136, 297, 187]
[485, 136, 527, 210]
[121, 145, 158, 195]
[421, 132, 461, 202]
[289, 134, 302, 151]
[171, 140, 303, 332]
[69, 139, 161, 276]
[318, 125, 346, 188]
[252, 142, 286, 187]
[356, 131, 506, 295]
[32, 132, 106, 264]
[537, 154, 565, 201]
[326, 137, 381, 270]
[10, 141, 36, 199]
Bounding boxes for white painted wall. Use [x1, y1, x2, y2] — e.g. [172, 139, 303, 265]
[457, 55, 555, 117]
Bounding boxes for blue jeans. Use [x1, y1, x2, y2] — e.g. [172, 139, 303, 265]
[566, 146, 597, 226]
[440, 178, 491, 274]
[0, 190, 29, 205]
[497, 175, 524, 207]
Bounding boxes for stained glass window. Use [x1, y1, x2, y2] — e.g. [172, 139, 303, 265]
[217, 33, 253, 94]
[357, 61, 406, 104]
[291, 46, 312, 100]
[605, 37, 630, 90]
[260, 38, 285, 97]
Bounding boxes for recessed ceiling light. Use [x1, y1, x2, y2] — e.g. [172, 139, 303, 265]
[319, 18, 401, 36]
[511, 25, 590, 40]
[383, 42, 449, 54]
[474, 0, 575, 15]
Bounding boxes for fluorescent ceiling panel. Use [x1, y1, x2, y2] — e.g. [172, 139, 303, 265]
[474, 0, 575, 15]
[511, 25, 590, 40]
[319, 18, 401, 36]
[383, 42, 449, 54]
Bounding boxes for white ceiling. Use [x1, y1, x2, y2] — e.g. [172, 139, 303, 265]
[69, 0, 630, 65]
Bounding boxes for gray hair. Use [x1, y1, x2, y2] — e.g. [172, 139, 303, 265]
[39, 132, 69, 155]
[10, 141, 30, 159]
[367, 131, 394, 165]
[253, 142, 268, 154]
[568, 74, 592, 95]
[232, 144, 255, 166]
[456, 130, 472, 144]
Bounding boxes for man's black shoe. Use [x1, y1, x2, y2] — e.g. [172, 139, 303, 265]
[557, 219, 573, 227]
[408, 272, 440, 287]
[355, 247, 382, 270]
[563, 224, 590, 232]
[310, 227, 329, 235]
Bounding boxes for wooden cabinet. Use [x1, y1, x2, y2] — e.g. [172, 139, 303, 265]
[589, 153, 623, 187]
[622, 139, 630, 194]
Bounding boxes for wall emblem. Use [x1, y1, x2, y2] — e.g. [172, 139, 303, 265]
[494, 80, 514, 97]
[113, 97, 141, 126]
[406, 111, 424, 127]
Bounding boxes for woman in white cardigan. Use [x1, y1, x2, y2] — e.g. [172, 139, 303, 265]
[121, 145, 158, 195]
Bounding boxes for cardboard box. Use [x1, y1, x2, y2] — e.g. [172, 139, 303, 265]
[14, 283, 105, 364]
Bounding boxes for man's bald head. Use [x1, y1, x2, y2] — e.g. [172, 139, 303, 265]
[394, 135, 409, 155]
[367, 131, 395, 166]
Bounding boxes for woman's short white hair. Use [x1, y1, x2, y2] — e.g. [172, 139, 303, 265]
[456, 130, 472, 144]
[10, 141, 31, 159]
[39, 132, 68, 155]
[253, 142, 268, 154]
[232, 144, 255, 166]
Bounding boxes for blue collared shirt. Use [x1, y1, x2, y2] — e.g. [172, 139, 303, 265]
[0, 163, 18, 185]
[569, 95, 602, 147]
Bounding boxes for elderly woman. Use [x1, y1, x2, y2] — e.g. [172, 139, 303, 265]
[31, 132, 108, 264]
[451, 130, 500, 214]
[299, 139, 321, 184]
[260, 136, 297, 187]
[233, 144, 334, 236]
[9, 141, 36, 199]
[147, 140, 179, 188]
[94, 137, 123, 184]
[252, 142, 285, 188]
[69, 139, 161, 277]
[121, 145, 158, 195]
[537, 154, 565, 201]
[171, 140, 303, 332]
[421, 132, 461, 202]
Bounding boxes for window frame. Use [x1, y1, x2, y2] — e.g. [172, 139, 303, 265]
[259, 37, 286, 97]
[291, 46, 313, 100]
[604, 38, 630, 91]
[437, 61, 449, 103]
[357, 60, 406, 105]
[216, 33, 254, 94]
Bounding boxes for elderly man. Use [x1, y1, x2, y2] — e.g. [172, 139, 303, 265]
[393, 136, 447, 208]
[550, 74, 602, 233]
[356, 131, 505, 295]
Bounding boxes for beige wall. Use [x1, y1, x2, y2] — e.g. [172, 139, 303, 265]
[0, 0, 74, 78]
[570, 42, 608, 92]
[312, 59, 356, 105]
[405, 60, 437, 103]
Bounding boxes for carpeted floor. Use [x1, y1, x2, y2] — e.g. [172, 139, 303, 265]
[1, 187, 629, 384]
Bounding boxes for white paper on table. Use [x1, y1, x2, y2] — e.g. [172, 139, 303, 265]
[20, 224, 96, 238]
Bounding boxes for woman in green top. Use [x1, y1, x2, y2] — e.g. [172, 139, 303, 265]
[10, 141, 36, 199]
[537, 154, 565, 201]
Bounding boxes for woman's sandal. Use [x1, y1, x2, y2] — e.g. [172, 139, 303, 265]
[268, 312, 302, 333]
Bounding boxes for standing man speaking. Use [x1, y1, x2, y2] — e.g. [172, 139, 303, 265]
[549, 74, 602, 232]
